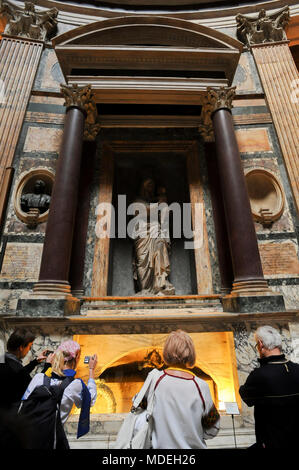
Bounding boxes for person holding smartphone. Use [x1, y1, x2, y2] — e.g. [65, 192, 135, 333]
[0, 329, 50, 410]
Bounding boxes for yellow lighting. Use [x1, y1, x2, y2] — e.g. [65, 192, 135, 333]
[72, 331, 241, 415]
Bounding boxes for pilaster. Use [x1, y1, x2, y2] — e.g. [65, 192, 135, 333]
[236, 7, 299, 215]
[0, 1, 58, 228]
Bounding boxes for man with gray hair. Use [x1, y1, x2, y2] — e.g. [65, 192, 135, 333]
[239, 325, 299, 449]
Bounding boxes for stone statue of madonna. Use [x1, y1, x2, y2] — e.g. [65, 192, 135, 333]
[132, 177, 175, 296]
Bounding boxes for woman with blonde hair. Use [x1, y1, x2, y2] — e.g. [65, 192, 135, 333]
[22, 340, 97, 448]
[136, 330, 220, 449]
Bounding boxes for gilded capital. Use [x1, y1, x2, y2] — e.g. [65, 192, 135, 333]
[61, 84, 100, 141]
[0, 1, 58, 41]
[198, 87, 235, 141]
[61, 83, 90, 113]
[236, 6, 290, 47]
[207, 86, 236, 113]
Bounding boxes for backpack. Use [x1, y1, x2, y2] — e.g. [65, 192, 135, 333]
[16, 374, 74, 449]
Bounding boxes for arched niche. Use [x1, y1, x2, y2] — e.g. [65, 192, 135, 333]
[79, 347, 219, 414]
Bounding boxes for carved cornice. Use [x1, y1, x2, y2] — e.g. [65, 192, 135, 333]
[236, 6, 290, 47]
[61, 84, 101, 141]
[0, 1, 58, 41]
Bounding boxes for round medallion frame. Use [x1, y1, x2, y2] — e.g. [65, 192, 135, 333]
[245, 168, 284, 224]
[14, 168, 54, 226]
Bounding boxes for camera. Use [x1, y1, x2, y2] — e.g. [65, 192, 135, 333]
[84, 356, 90, 364]
[44, 350, 53, 356]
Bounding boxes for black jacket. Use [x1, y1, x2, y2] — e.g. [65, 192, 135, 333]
[239, 354, 299, 448]
[0, 353, 39, 408]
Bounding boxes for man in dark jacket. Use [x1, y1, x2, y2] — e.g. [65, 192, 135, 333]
[239, 325, 299, 449]
[0, 329, 48, 409]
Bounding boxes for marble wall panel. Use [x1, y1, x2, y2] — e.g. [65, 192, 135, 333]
[237, 122, 299, 310]
[33, 48, 65, 93]
[235, 128, 272, 154]
[232, 51, 263, 95]
[24, 126, 63, 153]
[270, 285, 299, 311]
[0, 243, 43, 281]
[0, 288, 32, 315]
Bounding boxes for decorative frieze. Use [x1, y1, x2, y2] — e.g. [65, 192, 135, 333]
[235, 127, 272, 154]
[24, 126, 63, 153]
[236, 7, 290, 47]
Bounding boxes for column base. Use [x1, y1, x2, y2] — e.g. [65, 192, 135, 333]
[223, 291, 285, 313]
[223, 279, 285, 312]
[16, 280, 81, 316]
[71, 289, 85, 299]
[231, 279, 270, 295]
[16, 296, 81, 317]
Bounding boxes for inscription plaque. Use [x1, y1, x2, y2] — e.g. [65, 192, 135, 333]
[0, 243, 43, 281]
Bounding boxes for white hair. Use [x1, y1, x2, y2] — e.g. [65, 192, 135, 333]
[254, 325, 282, 351]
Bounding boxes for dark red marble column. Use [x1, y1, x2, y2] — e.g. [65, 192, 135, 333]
[210, 88, 268, 294]
[34, 88, 87, 297]
[205, 142, 234, 294]
[69, 140, 97, 297]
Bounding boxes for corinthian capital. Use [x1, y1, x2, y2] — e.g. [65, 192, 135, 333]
[207, 86, 236, 113]
[236, 6, 290, 47]
[0, 1, 58, 41]
[198, 87, 235, 141]
[61, 83, 90, 113]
